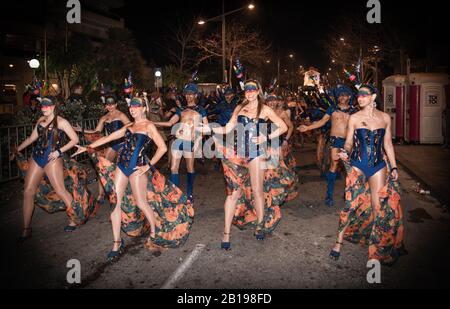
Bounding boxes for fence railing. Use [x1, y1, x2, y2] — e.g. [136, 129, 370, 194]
[0, 118, 100, 183]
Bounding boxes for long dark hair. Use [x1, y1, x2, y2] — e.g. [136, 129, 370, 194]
[238, 80, 265, 119]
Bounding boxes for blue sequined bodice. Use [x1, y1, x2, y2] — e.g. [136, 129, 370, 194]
[236, 115, 267, 159]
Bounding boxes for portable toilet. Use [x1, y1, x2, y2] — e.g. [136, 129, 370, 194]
[382, 75, 407, 140]
[408, 73, 449, 144]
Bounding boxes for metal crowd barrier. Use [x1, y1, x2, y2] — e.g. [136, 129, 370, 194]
[0, 118, 99, 183]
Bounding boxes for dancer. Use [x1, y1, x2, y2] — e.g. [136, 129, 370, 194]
[211, 80, 288, 250]
[73, 97, 193, 261]
[329, 85, 405, 265]
[208, 87, 239, 171]
[299, 85, 356, 207]
[154, 83, 209, 201]
[11, 97, 82, 240]
[74, 94, 130, 205]
[266, 94, 299, 201]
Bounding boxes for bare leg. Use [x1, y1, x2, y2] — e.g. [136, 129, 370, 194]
[222, 188, 242, 243]
[368, 167, 387, 213]
[185, 155, 195, 174]
[248, 157, 266, 226]
[22, 159, 45, 234]
[317, 133, 325, 168]
[45, 158, 75, 226]
[170, 152, 182, 175]
[331, 166, 365, 254]
[129, 172, 156, 238]
[111, 168, 129, 251]
[98, 148, 117, 198]
[170, 150, 182, 189]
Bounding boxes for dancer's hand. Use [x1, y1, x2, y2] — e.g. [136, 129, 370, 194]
[71, 145, 87, 158]
[298, 125, 308, 133]
[48, 151, 61, 162]
[72, 124, 83, 132]
[9, 145, 19, 161]
[133, 165, 150, 177]
[390, 168, 399, 181]
[338, 148, 349, 161]
[252, 135, 267, 145]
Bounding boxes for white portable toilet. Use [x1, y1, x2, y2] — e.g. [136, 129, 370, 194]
[382, 75, 407, 140]
[408, 73, 449, 144]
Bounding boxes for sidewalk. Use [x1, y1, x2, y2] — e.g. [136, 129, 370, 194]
[396, 145, 450, 207]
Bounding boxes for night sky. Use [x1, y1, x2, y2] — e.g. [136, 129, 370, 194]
[117, 0, 450, 71]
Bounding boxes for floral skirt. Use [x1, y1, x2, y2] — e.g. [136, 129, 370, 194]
[91, 155, 195, 250]
[218, 144, 292, 234]
[338, 159, 405, 262]
[281, 143, 299, 202]
[17, 154, 95, 225]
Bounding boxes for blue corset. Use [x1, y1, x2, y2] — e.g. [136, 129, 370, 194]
[105, 120, 124, 135]
[105, 120, 124, 151]
[350, 128, 386, 179]
[236, 115, 267, 161]
[32, 124, 64, 168]
[117, 129, 153, 177]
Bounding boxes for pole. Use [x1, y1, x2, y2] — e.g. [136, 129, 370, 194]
[222, 0, 227, 84]
[44, 29, 47, 86]
[277, 55, 280, 85]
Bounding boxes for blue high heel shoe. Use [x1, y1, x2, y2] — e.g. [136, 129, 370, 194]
[221, 232, 231, 251]
[18, 227, 32, 244]
[107, 239, 125, 262]
[64, 225, 78, 233]
[254, 224, 265, 241]
[329, 242, 343, 261]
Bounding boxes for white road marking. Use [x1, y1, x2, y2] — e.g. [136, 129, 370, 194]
[160, 244, 206, 289]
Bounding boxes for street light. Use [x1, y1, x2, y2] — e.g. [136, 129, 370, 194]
[154, 68, 162, 92]
[197, 1, 256, 84]
[28, 59, 40, 69]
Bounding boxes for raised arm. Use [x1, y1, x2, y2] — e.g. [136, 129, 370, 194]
[154, 114, 180, 128]
[80, 116, 106, 134]
[16, 120, 42, 153]
[298, 113, 331, 133]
